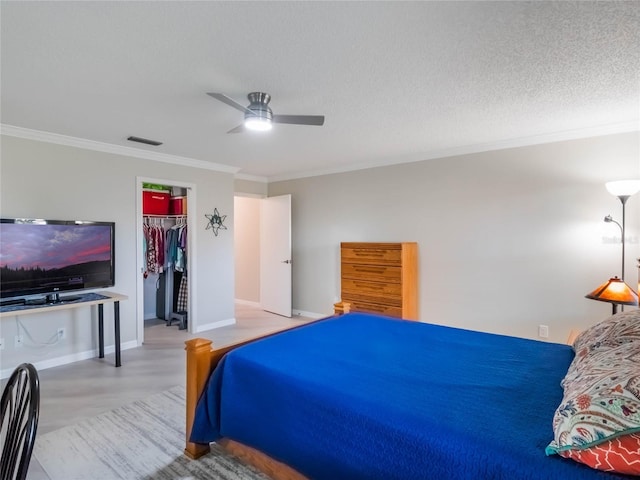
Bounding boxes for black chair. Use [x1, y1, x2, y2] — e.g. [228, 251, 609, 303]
[1, 363, 40, 480]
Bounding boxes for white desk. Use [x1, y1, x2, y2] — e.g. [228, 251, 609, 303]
[0, 291, 128, 367]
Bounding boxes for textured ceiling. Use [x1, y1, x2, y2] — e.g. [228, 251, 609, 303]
[1, 1, 639, 181]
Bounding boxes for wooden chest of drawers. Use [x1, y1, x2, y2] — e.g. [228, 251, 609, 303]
[338, 242, 418, 320]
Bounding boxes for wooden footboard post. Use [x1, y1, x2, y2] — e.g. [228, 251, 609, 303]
[185, 338, 214, 459]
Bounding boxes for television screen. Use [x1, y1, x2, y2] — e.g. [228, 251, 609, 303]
[0, 219, 115, 300]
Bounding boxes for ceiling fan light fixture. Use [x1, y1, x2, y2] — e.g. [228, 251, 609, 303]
[207, 91, 324, 133]
[244, 116, 272, 132]
[244, 94, 273, 132]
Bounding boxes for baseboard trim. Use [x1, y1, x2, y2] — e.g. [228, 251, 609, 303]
[234, 299, 261, 308]
[0, 340, 139, 379]
[195, 317, 236, 333]
[293, 309, 328, 319]
[234, 301, 329, 320]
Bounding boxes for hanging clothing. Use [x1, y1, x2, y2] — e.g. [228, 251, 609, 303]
[165, 227, 179, 270]
[144, 217, 188, 320]
[176, 225, 187, 272]
[166, 224, 187, 273]
[177, 274, 188, 312]
[143, 223, 165, 274]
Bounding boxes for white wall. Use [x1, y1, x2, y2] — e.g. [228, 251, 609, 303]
[0, 135, 235, 374]
[269, 132, 640, 343]
[234, 178, 267, 197]
[234, 196, 261, 303]
[1, 131, 638, 373]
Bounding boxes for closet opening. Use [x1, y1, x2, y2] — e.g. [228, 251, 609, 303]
[136, 178, 195, 345]
[143, 213, 188, 328]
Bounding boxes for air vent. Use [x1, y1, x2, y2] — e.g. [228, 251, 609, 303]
[127, 136, 162, 146]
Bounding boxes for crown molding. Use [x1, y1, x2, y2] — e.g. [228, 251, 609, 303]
[2, 121, 637, 184]
[234, 172, 268, 183]
[0, 124, 240, 174]
[267, 120, 640, 182]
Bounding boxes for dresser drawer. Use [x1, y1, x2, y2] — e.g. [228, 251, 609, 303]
[341, 246, 402, 265]
[344, 300, 403, 318]
[341, 263, 401, 282]
[342, 279, 401, 298]
[342, 292, 402, 307]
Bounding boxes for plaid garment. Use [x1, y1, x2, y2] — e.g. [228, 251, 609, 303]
[177, 274, 188, 312]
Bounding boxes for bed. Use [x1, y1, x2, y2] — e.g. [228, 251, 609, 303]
[185, 311, 640, 479]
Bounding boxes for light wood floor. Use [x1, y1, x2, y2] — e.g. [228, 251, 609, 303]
[24, 304, 313, 480]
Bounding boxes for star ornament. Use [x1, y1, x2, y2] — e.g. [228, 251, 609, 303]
[205, 208, 227, 236]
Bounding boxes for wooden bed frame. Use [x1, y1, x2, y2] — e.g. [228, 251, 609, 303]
[184, 319, 579, 479]
[184, 329, 311, 480]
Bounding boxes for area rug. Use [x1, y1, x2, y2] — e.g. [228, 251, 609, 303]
[33, 386, 269, 480]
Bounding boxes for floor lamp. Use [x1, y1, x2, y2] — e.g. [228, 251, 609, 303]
[604, 179, 640, 281]
[586, 179, 640, 314]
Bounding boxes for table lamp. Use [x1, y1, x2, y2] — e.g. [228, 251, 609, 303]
[585, 276, 638, 314]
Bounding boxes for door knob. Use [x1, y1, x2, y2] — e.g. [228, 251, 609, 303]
[281, 259, 292, 264]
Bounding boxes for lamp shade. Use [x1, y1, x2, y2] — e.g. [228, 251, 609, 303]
[585, 276, 639, 306]
[605, 180, 640, 197]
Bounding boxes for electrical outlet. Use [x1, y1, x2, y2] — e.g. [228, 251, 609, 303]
[538, 325, 549, 338]
[57, 328, 66, 340]
[0, 338, 4, 350]
[14, 335, 24, 348]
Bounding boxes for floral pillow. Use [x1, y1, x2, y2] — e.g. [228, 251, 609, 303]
[546, 309, 640, 474]
[572, 309, 640, 358]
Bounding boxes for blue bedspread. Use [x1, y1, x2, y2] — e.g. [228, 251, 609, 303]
[191, 313, 631, 479]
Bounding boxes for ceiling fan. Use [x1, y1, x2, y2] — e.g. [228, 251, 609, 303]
[206, 92, 325, 133]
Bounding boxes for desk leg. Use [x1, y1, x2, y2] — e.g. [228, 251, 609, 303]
[98, 304, 104, 359]
[114, 301, 121, 367]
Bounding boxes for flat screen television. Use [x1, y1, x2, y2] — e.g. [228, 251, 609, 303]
[0, 218, 115, 304]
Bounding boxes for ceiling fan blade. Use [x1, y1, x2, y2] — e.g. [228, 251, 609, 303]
[207, 93, 254, 115]
[227, 124, 246, 134]
[272, 114, 325, 126]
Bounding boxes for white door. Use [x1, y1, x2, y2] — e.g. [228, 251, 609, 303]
[260, 194, 292, 317]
